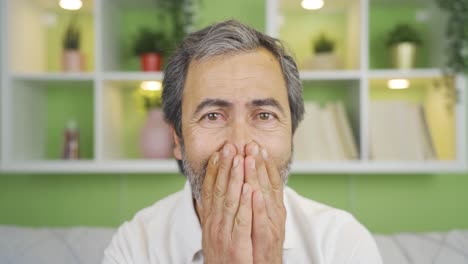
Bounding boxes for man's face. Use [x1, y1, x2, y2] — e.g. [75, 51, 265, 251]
[172, 48, 293, 199]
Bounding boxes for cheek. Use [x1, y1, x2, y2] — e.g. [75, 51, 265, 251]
[183, 128, 226, 162]
[253, 130, 292, 164]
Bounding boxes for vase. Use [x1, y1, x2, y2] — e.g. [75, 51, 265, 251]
[302, 52, 342, 70]
[391, 42, 416, 69]
[139, 108, 173, 159]
[140, 53, 163, 71]
[62, 49, 84, 72]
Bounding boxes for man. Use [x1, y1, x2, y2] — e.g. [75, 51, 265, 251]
[103, 20, 382, 263]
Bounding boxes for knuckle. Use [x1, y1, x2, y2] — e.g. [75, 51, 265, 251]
[271, 180, 282, 190]
[213, 185, 225, 198]
[261, 183, 271, 193]
[202, 188, 212, 200]
[224, 198, 236, 211]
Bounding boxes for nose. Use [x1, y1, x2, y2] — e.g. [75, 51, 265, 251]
[228, 119, 251, 157]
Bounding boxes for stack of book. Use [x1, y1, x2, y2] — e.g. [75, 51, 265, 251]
[293, 101, 358, 161]
[369, 100, 435, 161]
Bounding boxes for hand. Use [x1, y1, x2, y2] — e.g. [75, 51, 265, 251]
[245, 142, 286, 264]
[198, 143, 254, 264]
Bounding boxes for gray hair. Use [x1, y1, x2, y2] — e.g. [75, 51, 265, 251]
[162, 19, 304, 173]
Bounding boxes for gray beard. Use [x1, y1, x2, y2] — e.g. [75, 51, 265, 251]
[181, 144, 292, 202]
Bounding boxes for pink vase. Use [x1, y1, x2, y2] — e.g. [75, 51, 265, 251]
[139, 108, 173, 159]
[62, 50, 84, 72]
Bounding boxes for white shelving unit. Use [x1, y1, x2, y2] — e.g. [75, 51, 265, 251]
[0, 0, 466, 174]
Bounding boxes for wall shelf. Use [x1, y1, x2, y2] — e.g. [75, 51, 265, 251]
[102, 72, 164, 81]
[11, 72, 95, 81]
[0, 0, 466, 174]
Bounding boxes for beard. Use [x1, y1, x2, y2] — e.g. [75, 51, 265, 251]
[181, 144, 293, 202]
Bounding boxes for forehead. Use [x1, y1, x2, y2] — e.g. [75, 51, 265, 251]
[183, 48, 289, 107]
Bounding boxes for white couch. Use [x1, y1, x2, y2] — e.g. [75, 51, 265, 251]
[0, 225, 467, 263]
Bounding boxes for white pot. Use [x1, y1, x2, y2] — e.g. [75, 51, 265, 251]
[390, 42, 417, 69]
[62, 50, 84, 72]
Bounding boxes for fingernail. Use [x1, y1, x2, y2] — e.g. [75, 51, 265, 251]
[251, 145, 259, 156]
[212, 153, 219, 165]
[261, 148, 268, 160]
[223, 144, 231, 156]
[233, 156, 239, 168]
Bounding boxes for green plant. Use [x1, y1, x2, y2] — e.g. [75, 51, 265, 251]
[63, 21, 80, 50]
[153, 0, 200, 48]
[436, 0, 468, 74]
[313, 34, 335, 54]
[386, 24, 422, 47]
[133, 28, 167, 56]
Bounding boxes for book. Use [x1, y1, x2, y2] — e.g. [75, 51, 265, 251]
[334, 101, 358, 159]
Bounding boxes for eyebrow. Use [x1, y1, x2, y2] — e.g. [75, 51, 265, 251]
[192, 97, 285, 117]
[248, 98, 285, 116]
[193, 98, 233, 117]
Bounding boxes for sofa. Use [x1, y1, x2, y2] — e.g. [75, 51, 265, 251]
[0, 225, 467, 263]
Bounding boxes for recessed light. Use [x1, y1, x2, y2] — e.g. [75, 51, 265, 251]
[301, 0, 324, 10]
[59, 0, 83, 10]
[140, 81, 162, 91]
[387, 79, 410, 89]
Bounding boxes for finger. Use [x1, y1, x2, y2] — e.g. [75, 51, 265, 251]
[252, 190, 269, 243]
[261, 147, 284, 206]
[232, 183, 252, 248]
[212, 143, 236, 218]
[201, 151, 220, 221]
[254, 147, 281, 222]
[244, 142, 260, 190]
[222, 154, 244, 235]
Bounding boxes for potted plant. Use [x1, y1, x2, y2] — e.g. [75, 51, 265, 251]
[136, 81, 173, 159]
[386, 24, 422, 69]
[304, 33, 341, 70]
[133, 28, 167, 71]
[62, 20, 83, 72]
[436, 0, 467, 74]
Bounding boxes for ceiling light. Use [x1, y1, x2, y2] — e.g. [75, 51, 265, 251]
[59, 0, 83, 10]
[301, 0, 324, 10]
[140, 81, 162, 91]
[387, 79, 410, 89]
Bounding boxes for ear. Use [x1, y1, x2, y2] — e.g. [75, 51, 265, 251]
[171, 125, 183, 160]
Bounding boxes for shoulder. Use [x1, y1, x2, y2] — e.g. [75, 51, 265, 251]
[284, 186, 355, 223]
[284, 186, 383, 264]
[102, 190, 184, 264]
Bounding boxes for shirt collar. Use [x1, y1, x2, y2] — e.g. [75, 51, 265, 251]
[175, 181, 298, 262]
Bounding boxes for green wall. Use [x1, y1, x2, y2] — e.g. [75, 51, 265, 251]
[1, 172, 468, 234]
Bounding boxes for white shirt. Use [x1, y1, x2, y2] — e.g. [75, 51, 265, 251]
[103, 181, 383, 264]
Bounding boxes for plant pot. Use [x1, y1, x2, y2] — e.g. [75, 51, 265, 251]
[390, 42, 417, 69]
[139, 108, 173, 159]
[302, 52, 342, 70]
[140, 53, 163, 71]
[62, 49, 84, 72]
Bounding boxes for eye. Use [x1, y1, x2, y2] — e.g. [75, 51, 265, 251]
[206, 113, 219, 121]
[201, 112, 224, 122]
[257, 112, 275, 121]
